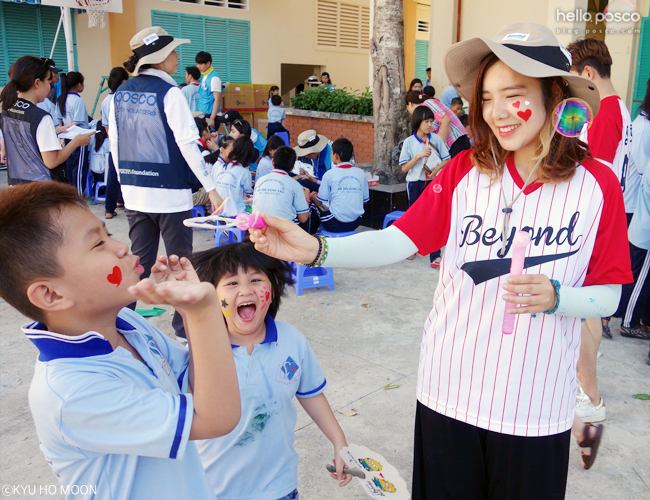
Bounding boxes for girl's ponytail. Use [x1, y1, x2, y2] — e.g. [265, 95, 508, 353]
[57, 71, 84, 117]
[123, 54, 140, 74]
[1, 56, 51, 111]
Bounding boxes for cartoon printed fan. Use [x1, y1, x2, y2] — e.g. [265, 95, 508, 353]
[326, 444, 410, 500]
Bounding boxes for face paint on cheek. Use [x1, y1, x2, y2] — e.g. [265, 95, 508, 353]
[517, 109, 532, 122]
[259, 287, 271, 309]
[106, 266, 122, 287]
[220, 298, 232, 317]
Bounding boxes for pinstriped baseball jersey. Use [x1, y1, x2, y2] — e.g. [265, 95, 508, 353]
[394, 150, 632, 436]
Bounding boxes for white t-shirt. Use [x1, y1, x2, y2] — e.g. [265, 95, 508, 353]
[393, 150, 632, 437]
[317, 163, 369, 222]
[56, 92, 89, 127]
[214, 161, 253, 215]
[253, 169, 309, 221]
[108, 68, 215, 213]
[101, 93, 114, 128]
[36, 115, 62, 152]
[255, 155, 273, 180]
[631, 112, 650, 175]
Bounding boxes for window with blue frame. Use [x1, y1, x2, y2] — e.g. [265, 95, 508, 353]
[151, 10, 251, 85]
[0, 1, 75, 87]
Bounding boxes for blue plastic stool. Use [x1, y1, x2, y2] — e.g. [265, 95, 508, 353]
[317, 229, 357, 238]
[191, 205, 208, 231]
[93, 182, 106, 204]
[214, 223, 246, 247]
[84, 171, 94, 198]
[382, 210, 406, 229]
[293, 264, 335, 296]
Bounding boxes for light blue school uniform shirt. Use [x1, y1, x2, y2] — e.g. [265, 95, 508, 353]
[632, 112, 650, 176]
[195, 316, 327, 500]
[399, 132, 450, 182]
[56, 92, 89, 128]
[214, 161, 253, 215]
[255, 155, 273, 180]
[440, 85, 460, 109]
[101, 93, 114, 127]
[267, 106, 286, 124]
[253, 169, 309, 222]
[22, 307, 216, 500]
[629, 163, 650, 250]
[36, 98, 58, 125]
[317, 162, 370, 222]
[182, 82, 200, 112]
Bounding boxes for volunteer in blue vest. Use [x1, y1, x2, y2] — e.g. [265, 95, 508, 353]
[109, 27, 223, 314]
[195, 51, 222, 128]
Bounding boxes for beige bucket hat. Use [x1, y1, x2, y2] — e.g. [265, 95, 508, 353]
[444, 23, 600, 115]
[129, 27, 190, 76]
[294, 130, 329, 156]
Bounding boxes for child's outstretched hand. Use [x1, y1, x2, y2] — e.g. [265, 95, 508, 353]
[128, 278, 218, 315]
[150, 255, 199, 284]
[330, 448, 353, 487]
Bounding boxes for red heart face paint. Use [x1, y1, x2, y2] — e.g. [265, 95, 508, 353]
[517, 109, 532, 122]
[513, 101, 521, 109]
[106, 266, 122, 286]
[259, 287, 271, 309]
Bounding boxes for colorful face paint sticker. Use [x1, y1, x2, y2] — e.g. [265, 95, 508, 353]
[220, 298, 232, 317]
[106, 266, 122, 286]
[432, 184, 443, 193]
[513, 101, 521, 109]
[517, 109, 532, 122]
[553, 98, 593, 137]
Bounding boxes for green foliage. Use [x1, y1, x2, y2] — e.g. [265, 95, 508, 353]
[291, 86, 373, 117]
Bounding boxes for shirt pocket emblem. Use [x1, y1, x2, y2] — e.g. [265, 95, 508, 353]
[276, 356, 300, 384]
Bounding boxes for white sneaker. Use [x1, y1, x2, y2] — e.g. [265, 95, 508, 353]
[575, 386, 606, 422]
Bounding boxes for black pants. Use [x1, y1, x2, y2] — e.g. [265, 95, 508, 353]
[267, 122, 289, 141]
[126, 209, 193, 337]
[49, 163, 68, 183]
[65, 143, 88, 195]
[319, 212, 361, 232]
[412, 402, 571, 500]
[449, 135, 471, 158]
[105, 154, 123, 213]
[407, 180, 441, 262]
[617, 242, 650, 327]
[297, 202, 321, 235]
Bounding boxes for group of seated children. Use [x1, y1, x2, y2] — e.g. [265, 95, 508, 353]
[0, 181, 353, 500]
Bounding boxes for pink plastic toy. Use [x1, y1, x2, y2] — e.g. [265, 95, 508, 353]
[502, 230, 531, 335]
[234, 213, 267, 230]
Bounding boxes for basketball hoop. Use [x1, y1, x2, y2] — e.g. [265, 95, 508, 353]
[76, 0, 111, 29]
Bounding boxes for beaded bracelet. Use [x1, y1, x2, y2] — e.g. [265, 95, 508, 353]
[542, 279, 561, 315]
[307, 235, 329, 267]
[303, 236, 323, 267]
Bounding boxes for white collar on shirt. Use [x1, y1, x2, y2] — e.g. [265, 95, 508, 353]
[138, 68, 178, 87]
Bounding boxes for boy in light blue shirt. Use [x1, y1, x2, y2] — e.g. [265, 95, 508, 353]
[266, 95, 290, 141]
[253, 146, 320, 234]
[191, 242, 352, 500]
[0, 181, 240, 500]
[312, 138, 369, 232]
[182, 66, 201, 113]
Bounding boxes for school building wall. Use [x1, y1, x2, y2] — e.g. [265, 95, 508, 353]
[428, 0, 649, 110]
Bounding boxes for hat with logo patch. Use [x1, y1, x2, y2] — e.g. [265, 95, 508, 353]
[215, 110, 243, 124]
[293, 129, 329, 156]
[444, 22, 600, 114]
[128, 27, 189, 76]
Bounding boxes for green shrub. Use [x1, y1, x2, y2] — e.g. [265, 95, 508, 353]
[290, 86, 373, 117]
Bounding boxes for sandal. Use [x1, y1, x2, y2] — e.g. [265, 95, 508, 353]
[602, 325, 612, 339]
[105, 211, 117, 219]
[577, 423, 604, 470]
[620, 325, 650, 340]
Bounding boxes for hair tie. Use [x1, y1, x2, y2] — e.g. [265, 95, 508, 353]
[419, 93, 426, 100]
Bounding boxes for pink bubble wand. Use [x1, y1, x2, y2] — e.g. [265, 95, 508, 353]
[183, 212, 267, 231]
[502, 230, 531, 335]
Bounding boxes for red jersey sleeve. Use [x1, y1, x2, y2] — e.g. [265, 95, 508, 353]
[582, 158, 633, 286]
[393, 149, 474, 255]
[586, 97, 621, 164]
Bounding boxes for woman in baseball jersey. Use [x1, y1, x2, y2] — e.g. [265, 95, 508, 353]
[249, 23, 632, 499]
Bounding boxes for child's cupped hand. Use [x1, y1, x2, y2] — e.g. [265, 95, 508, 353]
[150, 255, 199, 284]
[330, 450, 353, 487]
[128, 277, 218, 314]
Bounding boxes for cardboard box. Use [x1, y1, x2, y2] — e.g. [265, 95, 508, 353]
[254, 113, 268, 136]
[240, 112, 254, 127]
[223, 83, 254, 109]
[253, 84, 279, 109]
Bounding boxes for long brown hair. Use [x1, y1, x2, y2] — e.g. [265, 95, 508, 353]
[0, 56, 52, 111]
[469, 53, 590, 183]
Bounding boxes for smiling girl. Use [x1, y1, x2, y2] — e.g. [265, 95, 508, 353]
[190, 242, 351, 500]
[249, 23, 632, 499]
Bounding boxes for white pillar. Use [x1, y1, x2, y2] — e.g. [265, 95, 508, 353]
[62, 7, 75, 71]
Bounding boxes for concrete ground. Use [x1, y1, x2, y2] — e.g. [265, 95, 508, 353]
[0, 194, 649, 499]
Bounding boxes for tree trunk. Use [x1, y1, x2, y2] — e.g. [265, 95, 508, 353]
[371, 0, 409, 184]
